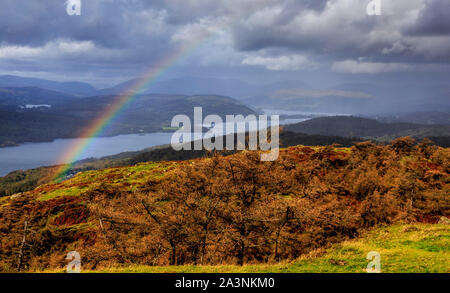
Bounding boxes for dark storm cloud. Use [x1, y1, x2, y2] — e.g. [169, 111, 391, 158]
[233, 3, 377, 58]
[232, 0, 450, 64]
[0, 0, 186, 79]
[231, 1, 372, 53]
[406, 0, 450, 36]
[274, 0, 329, 25]
[0, 0, 171, 48]
[1, 0, 450, 82]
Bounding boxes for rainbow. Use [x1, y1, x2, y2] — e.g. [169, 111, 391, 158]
[52, 34, 212, 181]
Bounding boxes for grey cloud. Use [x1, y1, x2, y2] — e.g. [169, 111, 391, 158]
[0, 0, 450, 84]
[232, 0, 450, 64]
[275, 0, 329, 24]
[406, 0, 450, 36]
[232, 1, 379, 53]
[0, 0, 179, 49]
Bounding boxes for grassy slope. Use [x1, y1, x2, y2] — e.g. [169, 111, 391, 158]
[43, 223, 449, 273]
[32, 161, 181, 202]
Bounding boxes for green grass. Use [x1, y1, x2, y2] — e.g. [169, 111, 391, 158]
[37, 186, 89, 201]
[42, 223, 449, 273]
[0, 196, 9, 207]
[283, 223, 450, 273]
[31, 161, 179, 201]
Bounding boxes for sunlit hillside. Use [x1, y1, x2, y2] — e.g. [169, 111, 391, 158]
[0, 138, 448, 272]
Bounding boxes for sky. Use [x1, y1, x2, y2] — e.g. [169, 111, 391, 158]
[0, 0, 450, 88]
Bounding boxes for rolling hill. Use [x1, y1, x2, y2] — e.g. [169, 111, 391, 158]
[284, 116, 450, 144]
[0, 94, 258, 147]
[0, 109, 86, 147]
[0, 87, 77, 107]
[373, 112, 450, 125]
[0, 141, 448, 272]
[0, 75, 97, 96]
[0, 130, 361, 197]
[57, 223, 449, 273]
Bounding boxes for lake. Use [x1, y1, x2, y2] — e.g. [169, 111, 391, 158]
[0, 133, 173, 176]
[0, 109, 321, 176]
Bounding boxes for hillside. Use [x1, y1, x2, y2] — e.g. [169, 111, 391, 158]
[284, 116, 450, 145]
[0, 87, 77, 107]
[0, 75, 97, 96]
[0, 130, 360, 197]
[0, 94, 257, 147]
[0, 139, 448, 272]
[54, 223, 449, 273]
[373, 112, 450, 126]
[0, 110, 87, 147]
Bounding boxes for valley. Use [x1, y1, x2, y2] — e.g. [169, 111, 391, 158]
[0, 75, 448, 274]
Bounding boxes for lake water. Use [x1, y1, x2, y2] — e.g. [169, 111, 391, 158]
[0, 133, 173, 176]
[0, 109, 320, 176]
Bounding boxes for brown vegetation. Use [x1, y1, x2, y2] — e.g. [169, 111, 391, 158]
[0, 138, 448, 272]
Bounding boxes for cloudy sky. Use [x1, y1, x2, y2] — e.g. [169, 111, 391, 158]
[0, 0, 449, 88]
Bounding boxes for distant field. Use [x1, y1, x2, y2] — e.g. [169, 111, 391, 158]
[43, 223, 449, 273]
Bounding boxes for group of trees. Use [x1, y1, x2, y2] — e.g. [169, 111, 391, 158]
[81, 137, 448, 268]
[0, 130, 358, 197]
[0, 137, 448, 271]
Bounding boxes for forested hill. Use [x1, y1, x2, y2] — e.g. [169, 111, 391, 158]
[0, 87, 77, 107]
[284, 116, 450, 145]
[0, 75, 97, 96]
[0, 93, 257, 147]
[0, 139, 448, 272]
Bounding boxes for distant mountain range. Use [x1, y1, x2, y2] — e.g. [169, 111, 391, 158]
[98, 77, 450, 114]
[0, 74, 449, 115]
[0, 75, 97, 96]
[371, 112, 450, 126]
[97, 76, 311, 101]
